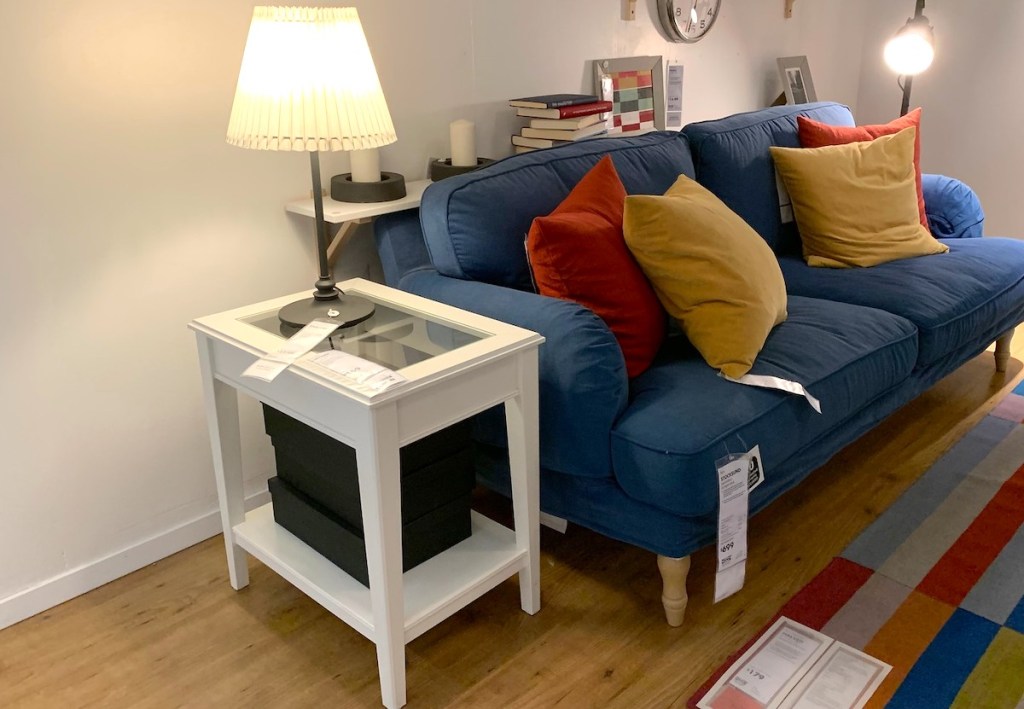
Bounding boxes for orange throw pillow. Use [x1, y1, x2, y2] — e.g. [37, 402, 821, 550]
[798, 108, 929, 233]
[527, 156, 665, 377]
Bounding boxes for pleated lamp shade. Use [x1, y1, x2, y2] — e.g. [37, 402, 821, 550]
[226, 6, 397, 152]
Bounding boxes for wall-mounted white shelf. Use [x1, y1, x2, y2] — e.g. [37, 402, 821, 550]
[285, 178, 432, 224]
[284, 178, 432, 268]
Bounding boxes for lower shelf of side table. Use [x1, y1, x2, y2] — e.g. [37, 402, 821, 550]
[234, 503, 525, 643]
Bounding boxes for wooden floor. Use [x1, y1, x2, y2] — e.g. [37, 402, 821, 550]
[2, 342, 1022, 708]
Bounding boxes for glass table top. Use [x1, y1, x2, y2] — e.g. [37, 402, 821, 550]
[239, 296, 490, 372]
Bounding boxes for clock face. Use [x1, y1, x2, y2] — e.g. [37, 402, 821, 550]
[659, 0, 722, 43]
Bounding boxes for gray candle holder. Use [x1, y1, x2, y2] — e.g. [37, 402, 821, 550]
[429, 157, 495, 182]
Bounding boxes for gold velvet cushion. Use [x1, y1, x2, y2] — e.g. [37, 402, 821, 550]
[623, 175, 787, 379]
[770, 127, 948, 268]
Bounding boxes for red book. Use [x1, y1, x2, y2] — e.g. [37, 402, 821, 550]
[514, 101, 613, 120]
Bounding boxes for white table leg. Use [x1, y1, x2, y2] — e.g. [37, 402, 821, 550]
[355, 403, 406, 709]
[196, 336, 249, 590]
[505, 350, 541, 614]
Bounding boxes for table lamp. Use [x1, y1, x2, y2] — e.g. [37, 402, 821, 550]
[226, 6, 403, 328]
[884, 0, 935, 117]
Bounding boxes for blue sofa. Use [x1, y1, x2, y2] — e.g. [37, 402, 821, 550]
[374, 102, 1024, 624]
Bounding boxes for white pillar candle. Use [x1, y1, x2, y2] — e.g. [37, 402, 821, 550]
[450, 119, 476, 167]
[349, 148, 381, 183]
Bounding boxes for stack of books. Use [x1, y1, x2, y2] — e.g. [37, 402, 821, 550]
[509, 94, 612, 153]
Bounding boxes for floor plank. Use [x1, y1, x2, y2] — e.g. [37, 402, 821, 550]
[1, 344, 1020, 708]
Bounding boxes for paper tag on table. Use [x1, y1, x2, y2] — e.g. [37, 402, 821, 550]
[242, 318, 341, 382]
[725, 373, 822, 414]
[714, 453, 750, 603]
[311, 350, 407, 396]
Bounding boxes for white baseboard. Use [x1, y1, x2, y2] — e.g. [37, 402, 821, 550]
[0, 489, 270, 631]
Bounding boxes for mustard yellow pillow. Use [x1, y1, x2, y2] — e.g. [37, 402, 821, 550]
[770, 127, 948, 268]
[623, 175, 787, 379]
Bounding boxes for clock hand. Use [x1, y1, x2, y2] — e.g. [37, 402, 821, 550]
[687, 0, 698, 31]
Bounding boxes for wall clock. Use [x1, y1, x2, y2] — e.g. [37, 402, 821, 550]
[657, 0, 722, 43]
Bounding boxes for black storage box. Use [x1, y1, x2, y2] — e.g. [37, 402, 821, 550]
[268, 476, 472, 587]
[272, 446, 475, 529]
[262, 405, 474, 527]
[262, 405, 476, 584]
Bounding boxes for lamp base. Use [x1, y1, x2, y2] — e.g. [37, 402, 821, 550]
[278, 292, 375, 329]
[330, 172, 407, 203]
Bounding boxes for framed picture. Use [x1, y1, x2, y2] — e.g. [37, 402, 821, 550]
[592, 55, 666, 134]
[777, 56, 817, 105]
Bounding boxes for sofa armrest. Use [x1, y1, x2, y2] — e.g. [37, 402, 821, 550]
[400, 268, 628, 479]
[374, 210, 432, 287]
[923, 173, 985, 239]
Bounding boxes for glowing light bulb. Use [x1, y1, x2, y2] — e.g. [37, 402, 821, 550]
[884, 23, 934, 75]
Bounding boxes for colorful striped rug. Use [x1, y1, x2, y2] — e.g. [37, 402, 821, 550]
[692, 381, 1024, 708]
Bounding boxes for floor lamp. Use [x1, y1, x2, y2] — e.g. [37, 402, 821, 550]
[884, 0, 935, 117]
[226, 6, 403, 328]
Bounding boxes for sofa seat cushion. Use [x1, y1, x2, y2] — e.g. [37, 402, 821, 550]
[779, 237, 1024, 368]
[610, 296, 918, 517]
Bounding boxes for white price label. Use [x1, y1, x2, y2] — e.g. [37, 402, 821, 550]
[312, 350, 407, 396]
[242, 318, 341, 382]
[714, 454, 749, 603]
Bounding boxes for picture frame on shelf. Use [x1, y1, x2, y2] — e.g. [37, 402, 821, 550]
[592, 55, 666, 134]
[776, 55, 817, 105]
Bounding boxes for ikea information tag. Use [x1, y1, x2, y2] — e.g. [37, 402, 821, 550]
[725, 373, 821, 413]
[715, 453, 751, 603]
[312, 350, 408, 396]
[242, 318, 340, 382]
[747, 444, 764, 492]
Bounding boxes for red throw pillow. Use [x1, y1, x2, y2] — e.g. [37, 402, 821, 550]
[797, 108, 929, 233]
[527, 156, 665, 378]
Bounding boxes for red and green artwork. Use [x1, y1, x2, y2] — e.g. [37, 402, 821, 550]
[610, 70, 655, 133]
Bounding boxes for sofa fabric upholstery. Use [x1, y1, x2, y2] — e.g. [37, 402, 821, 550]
[374, 101, 1024, 562]
[400, 267, 627, 479]
[922, 174, 986, 239]
[683, 101, 855, 253]
[420, 131, 695, 292]
[779, 238, 1024, 368]
[611, 296, 918, 517]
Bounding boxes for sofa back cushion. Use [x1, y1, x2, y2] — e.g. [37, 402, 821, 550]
[682, 101, 855, 254]
[419, 131, 695, 291]
[527, 156, 667, 378]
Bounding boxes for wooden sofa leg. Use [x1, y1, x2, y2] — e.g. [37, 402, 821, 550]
[995, 329, 1014, 372]
[657, 555, 691, 627]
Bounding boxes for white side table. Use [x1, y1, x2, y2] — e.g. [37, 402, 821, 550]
[285, 179, 432, 268]
[189, 279, 543, 708]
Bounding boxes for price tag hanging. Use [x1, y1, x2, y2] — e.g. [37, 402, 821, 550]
[713, 444, 762, 603]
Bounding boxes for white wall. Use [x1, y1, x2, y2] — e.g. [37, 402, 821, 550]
[0, 0, 865, 626]
[856, 0, 1024, 237]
